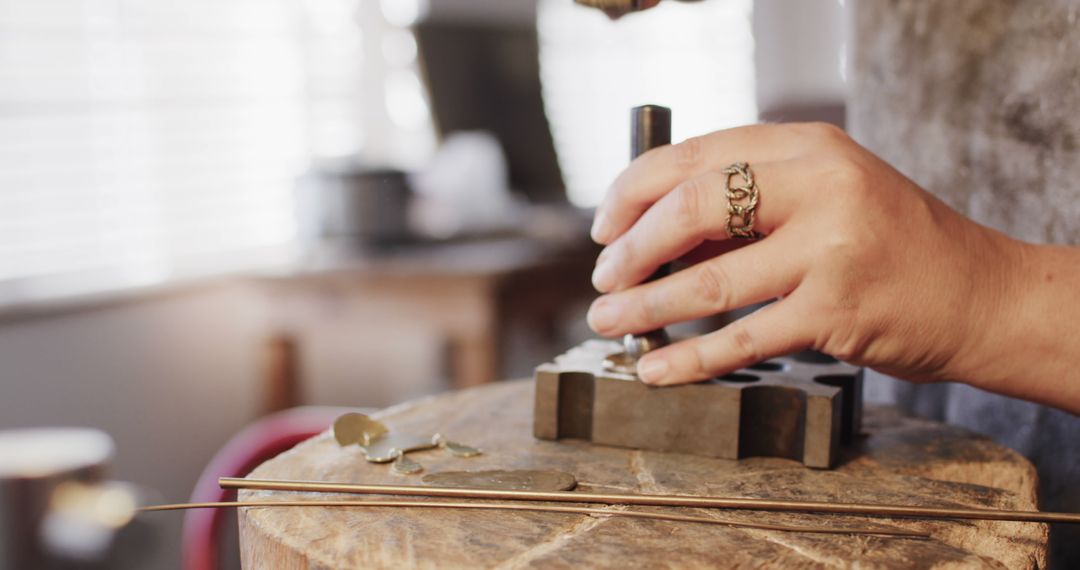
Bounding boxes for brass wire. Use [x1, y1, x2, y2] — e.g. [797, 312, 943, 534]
[137, 499, 929, 538]
[220, 477, 1080, 525]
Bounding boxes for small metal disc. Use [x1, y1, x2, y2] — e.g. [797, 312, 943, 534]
[333, 413, 388, 447]
[442, 440, 482, 458]
[422, 470, 577, 491]
[391, 453, 423, 475]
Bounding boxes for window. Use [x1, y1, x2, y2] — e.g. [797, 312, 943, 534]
[0, 0, 433, 303]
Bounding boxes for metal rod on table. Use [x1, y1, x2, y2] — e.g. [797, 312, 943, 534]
[220, 477, 1080, 525]
[137, 499, 928, 538]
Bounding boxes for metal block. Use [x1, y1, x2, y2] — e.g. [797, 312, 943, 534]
[532, 340, 863, 468]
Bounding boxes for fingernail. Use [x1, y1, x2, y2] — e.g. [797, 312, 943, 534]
[587, 299, 618, 333]
[592, 260, 615, 292]
[590, 212, 611, 244]
[638, 358, 669, 384]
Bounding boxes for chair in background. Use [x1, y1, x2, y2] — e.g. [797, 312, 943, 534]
[182, 406, 362, 570]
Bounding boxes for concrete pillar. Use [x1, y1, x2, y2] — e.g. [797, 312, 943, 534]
[847, 3, 1080, 567]
[849, 0, 1080, 245]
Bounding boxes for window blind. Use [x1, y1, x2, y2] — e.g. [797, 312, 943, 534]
[0, 0, 373, 295]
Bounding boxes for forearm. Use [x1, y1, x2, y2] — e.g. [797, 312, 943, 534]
[967, 240, 1080, 414]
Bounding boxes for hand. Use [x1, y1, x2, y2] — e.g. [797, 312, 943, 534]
[573, 0, 662, 19]
[586, 123, 1028, 392]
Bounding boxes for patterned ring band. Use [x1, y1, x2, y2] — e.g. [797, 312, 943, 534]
[721, 162, 762, 239]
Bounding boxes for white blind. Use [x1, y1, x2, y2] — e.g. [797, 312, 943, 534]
[0, 0, 378, 292]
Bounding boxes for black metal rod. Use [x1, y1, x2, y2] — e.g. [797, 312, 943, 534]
[624, 106, 673, 356]
[631, 104, 671, 161]
[630, 104, 672, 284]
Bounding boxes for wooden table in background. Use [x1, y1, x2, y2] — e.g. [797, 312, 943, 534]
[238, 381, 1047, 568]
[253, 237, 598, 412]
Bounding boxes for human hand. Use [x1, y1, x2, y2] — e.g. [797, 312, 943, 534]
[586, 123, 1027, 391]
[573, 0, 662, 20]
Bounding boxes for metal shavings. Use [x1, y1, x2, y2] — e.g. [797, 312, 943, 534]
[434, 434, 482, 458]
[360, 433, 437, 463]
[332, 414, 482, 474]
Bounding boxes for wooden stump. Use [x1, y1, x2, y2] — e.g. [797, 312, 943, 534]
[239, 381, 1046, 568]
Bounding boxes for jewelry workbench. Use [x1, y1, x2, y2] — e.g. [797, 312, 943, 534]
[236, 380, 1046, 568]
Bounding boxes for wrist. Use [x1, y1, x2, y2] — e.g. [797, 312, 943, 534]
[962, 237, 1080, 410]
[949, 230, 1031, 391]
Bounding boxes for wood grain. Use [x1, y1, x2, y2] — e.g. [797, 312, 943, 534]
[239, 380, 1046, 569]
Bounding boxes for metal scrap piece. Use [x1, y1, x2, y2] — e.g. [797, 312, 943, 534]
[433, 434, 483, 458]
[360, 433, 438, 463]
[333, 414, 483, 473]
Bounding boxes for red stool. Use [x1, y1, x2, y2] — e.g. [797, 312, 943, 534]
[182, 406, 362, 570]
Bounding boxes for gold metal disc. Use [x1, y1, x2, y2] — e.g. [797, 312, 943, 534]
[391, 453, 424, 475]
[333, 413, 388, 447]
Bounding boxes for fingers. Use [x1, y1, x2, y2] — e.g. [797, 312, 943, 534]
[678, 241, 741, 266]
[587, 230, 806, 336]
[592, 160, 800, 293]
[634, 296, 816, 386]
[590, 124, 808, 245]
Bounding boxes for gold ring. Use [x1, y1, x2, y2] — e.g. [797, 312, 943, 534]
[722, 162, 761, 239]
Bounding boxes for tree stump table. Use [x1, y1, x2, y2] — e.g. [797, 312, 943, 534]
[238, 380, 1047, 568]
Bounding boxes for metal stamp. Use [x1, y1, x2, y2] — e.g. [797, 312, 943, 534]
[620, 105, 674, 369]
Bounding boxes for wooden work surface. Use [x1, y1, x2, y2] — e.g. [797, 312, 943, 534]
[239, 380, 1047, 569]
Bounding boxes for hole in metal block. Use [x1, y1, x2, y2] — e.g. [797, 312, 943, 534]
[716, 373, 760, 383]
[746, 360, 785, 372]
[557, 373, 595, 439]
[813, 374, 856, 389]
[790, 350, 838, 364]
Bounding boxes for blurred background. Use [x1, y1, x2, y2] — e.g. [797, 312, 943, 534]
[0, 0, 844, 567]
